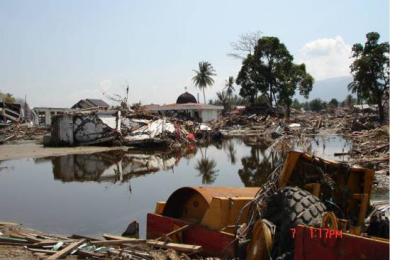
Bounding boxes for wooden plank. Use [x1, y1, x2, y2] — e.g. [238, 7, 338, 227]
[27, 248, 57, 254]
[77, 250, 106, 259]
[47, 239, 87, 260]
[146, 240, 202, 253]
[155, 224, 190, 241]
[9, 232, 42, 243]
[0, 241, 28, 246]
[69, 234, 101, 241]
[91, 239, 145, 246]
[0, 236, 28, 244]
[102, 234, 135, 241]
[30, 239, 74, 248]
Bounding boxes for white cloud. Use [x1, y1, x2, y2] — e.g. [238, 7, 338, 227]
[297, 36, 353, 80]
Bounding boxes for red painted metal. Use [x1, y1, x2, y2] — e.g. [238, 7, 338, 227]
[147, 213, 236, 258]
[293, 225, 389, 260]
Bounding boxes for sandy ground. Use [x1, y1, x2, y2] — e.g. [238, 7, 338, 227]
[0, 140, 130, 161]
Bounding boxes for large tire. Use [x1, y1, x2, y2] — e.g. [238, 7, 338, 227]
[264, 186, 326, 259]
[367, 206, 389, 238]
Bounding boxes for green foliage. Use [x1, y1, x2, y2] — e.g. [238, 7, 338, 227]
[348, 32, 389, 122]
[303, 102, 310, 111]
[216, 90, 231, 113]
[236, 55, 259, 104]
[291, 99, 302, 110]
[236, 36, 313, 117]
[343, 94, 356, 107]
[192, 61, 216, 104]
[328, 98, 339, 108]
[309, 98, 327, 112]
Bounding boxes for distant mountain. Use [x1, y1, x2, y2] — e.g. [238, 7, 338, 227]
[296, 76, 353, 102]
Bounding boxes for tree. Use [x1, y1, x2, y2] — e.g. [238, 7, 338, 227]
[252, 37, 293, 107]
[278, 63, 314, 117]
[309, 98, 326, 112]
[236, 55, 259, 104]
[348, 32, 389, 122]
[216, 91, 230, 113]
[292, 99, 302, 110]
[236, 36, 314, 116]
[303, 101, 310, 111]
[192, 61, 216, 104]
[224, 76, 235, 98]
[344, 94, 355, 108]
[228, 31, 262, 60]
[329, 98, 339, 108]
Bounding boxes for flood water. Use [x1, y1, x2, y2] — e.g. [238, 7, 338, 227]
[0, 136, 360, 237]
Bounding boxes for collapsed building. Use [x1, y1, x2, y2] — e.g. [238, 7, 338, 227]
[34, 98, 111, 127]
[45, 110, 121, 146]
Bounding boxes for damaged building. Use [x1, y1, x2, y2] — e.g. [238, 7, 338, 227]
[46, 110, 121, 146]
[142, 91, 223, 122]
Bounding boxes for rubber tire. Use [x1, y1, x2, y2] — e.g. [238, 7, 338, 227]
[367, 208, 389, 238]
[264, 186, 327, 259]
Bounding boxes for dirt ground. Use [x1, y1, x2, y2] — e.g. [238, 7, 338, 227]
[0, 140, 130, 161]
[0, 245, 38, 260]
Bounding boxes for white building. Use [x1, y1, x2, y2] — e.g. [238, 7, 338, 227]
[143, 92, 223, 123]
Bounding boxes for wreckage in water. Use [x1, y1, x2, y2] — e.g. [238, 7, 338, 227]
[44, 110, 191, 148]
[147, 151, 389, 260]
[45, 110, 122, 146]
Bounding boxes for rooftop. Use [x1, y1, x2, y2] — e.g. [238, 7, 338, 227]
[142, 103, 223, 111]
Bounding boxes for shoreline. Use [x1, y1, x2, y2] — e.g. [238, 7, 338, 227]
[0, 140, 130, 161]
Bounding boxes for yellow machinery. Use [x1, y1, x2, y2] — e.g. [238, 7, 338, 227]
[156, 186, 259, 234]
[149, 151, 385, 259]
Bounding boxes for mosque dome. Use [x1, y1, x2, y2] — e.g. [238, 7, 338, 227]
[176, 92, 197, 104]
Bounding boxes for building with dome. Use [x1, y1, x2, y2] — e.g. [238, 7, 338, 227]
[142, 91, 223, 122]
[176, 92, 198, 104]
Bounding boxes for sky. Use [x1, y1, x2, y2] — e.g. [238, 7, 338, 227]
[0, 0, 389, 107]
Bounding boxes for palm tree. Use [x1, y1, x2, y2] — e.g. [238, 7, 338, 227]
[224, 76, 235, 98]
[216, 91, 229, 113]
[192, 61, 216, 104]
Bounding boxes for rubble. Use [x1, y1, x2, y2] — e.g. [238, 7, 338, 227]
[0, 221, 209, 260]
[1, 104, 389, 191]
[0, 123, 47, 144]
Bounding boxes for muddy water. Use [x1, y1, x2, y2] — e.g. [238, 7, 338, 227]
[0, 135, 375, 237]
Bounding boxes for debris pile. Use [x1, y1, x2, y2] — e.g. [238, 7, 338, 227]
[0, 222, 213, 260]
[0, 123, 47, 144]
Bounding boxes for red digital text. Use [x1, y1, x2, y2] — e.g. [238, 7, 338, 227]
[290, 227, 343, 239]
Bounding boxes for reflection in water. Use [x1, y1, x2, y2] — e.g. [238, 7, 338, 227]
[309, 135, 352, 161]
[195, 158, 219, 184]
[224, 140, 237, 164]
[48, 148, 196, 183]
[0, 135, 361, 236]
[40, 136, 352, 186]
[238, 145, 275, 186]
[194, 147, 219, 184]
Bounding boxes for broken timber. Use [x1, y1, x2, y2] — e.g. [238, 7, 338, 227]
[47, 239, 87, 260]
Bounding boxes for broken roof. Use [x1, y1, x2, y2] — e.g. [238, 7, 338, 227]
[72, 99, 110, 109]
